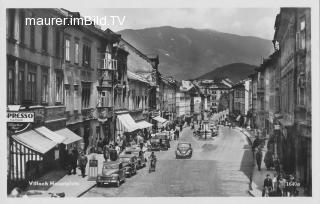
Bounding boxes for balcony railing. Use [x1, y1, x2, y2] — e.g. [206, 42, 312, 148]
[98, 58, 117, 71]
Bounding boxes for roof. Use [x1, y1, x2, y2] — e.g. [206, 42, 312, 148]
[152, 116, 167, 123]
[35, 126, 66, 143]
[119, 154, 136, 158]
[127, 71, 150, 85]
[55, 128, 82, 145]
[12, 130, 57, 154]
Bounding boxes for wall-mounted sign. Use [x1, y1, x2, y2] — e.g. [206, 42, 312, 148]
[7, 105, 34, 133]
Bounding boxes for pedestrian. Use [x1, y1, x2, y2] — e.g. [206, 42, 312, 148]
[180, 123, 183, 132]
[262, 174, 273, 196]
[71, 147, 79, 174]
[272, 173, 278, 194]
[286, 174, 298, 197]
[115, 143, 121, 155]
[256, 148, 263, 171]
[103, 144, 110, 161]
[264, 150, 274, 170]
[78, 152, 88, 178]
[110, 145, 118, 161]
[273, 157, 280, 174]
[65, 149, 73, 175]
[278, 174, 286, 196]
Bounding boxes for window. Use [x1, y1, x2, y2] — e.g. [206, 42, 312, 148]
[7, 68, 15, 104]
[8, 9, 15, 39]
[18, 62, 25, 104]
[65, 85, 71, 110]
[75, 42, 79, 64]
[55, 29, 60, 57]
[56, 72, 63, 103]
[42, 26, 48, 52]
[41, 68, 49, 103]
[82, 44, 91, 67]
[19, 11, 25, 43]
[74, 85, 79, 110]
[27, 68, 37, 104]
[30, 23, 35, 50]
[81, 82, 91, 109]
[65, 39, 70, 61]
[300, 18, 306, 50]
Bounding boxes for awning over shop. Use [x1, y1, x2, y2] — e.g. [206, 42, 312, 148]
[55, 128, 82, 145]
[35, 126, 66, 144]
[118, 114, 138, 132]
[152, 116, 167, 123]
[136, 121, 153, 129]
[12, 130, 57, 154]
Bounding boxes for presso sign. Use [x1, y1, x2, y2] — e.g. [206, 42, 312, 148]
[7, 111, 35, 123]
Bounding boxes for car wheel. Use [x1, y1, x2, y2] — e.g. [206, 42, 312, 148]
[116, 179, 120, 187]
[122, 177, 126, 183]
[96, 182, 101, 187]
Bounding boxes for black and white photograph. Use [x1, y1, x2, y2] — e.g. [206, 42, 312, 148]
[2, 0, 319, 200]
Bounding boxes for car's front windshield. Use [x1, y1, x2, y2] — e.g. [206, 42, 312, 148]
[178, 143, 190, 148]
[120, 157, 131, 163]
[104, 164, 118, 169]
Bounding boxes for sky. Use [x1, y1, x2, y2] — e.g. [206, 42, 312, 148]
[73, 8, 280, 40]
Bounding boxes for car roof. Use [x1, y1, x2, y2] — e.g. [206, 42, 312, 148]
[119, 154, 136, 158]
[178, 142, 191, 145]
[103, 161, 121, 165]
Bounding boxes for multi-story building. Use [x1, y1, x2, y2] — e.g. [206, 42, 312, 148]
[250, 8, 311, 195]
[60, 10, 121, 151]
[273, 8, 311, 194]
[6, 9, 70, 187]
[159, 76, 177, 121]
[176, 80, 194, 120]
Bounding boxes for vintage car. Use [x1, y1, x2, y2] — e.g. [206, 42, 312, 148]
[119, 154, 138, 177]
[175, 142, 193, 159]
[96, 161, 126, 187]
[123, 147, 147, 169]
[155, 132, 170, 150]
[149, 137, 161, 151]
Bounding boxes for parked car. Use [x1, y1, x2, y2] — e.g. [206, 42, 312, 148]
[119, 154, 138, 177]
[155, 132, 170, 150]
[149, 137, 161, 151]
[175, 142, 193, 159]
[123, 147, 147, 169]
[96, 161, 126, 187]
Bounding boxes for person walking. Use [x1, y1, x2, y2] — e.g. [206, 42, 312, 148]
[103, 144, 110, 161]
[115, 143, 121, 156]
[71, 147, 79, 175]
[256, 148, 263, 171]
[272, 173, 279, 196]
[262, 174, 273, 196]
[278, 174, 286, 196]
[78, 152, 88, 178]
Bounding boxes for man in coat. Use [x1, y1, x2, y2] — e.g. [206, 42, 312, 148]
[71, 147, 79, 174]
[256, 148, 263, 171]
[78, 152, 88, 178]
[262, 174, 273, 196]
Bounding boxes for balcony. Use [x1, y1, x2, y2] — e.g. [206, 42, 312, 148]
[97, 58, 117, 71]
[81, 108, 94, 120]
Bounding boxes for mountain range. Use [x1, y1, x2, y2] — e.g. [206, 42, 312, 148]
[118, 26, 273, 82]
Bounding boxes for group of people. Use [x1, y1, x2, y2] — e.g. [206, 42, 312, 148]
[64, 147, 88, 178]
[263, 173, 300, 197]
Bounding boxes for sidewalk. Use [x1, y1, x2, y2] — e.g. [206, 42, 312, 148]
[235, 127, 271, 197]
[26, 153, 105, 197]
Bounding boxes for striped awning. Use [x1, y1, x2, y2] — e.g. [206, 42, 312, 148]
[152, 116, 167, 123]
[55, 128, 82, 145]
[136, 121, 153, 129]
[12, 130, 57, 154]
[117, 114, 139, 132]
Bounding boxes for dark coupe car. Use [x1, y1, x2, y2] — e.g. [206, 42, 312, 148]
[96, 161, 126, 187]
[175, 142, 193, 159]
[119, 154, 138, 177]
